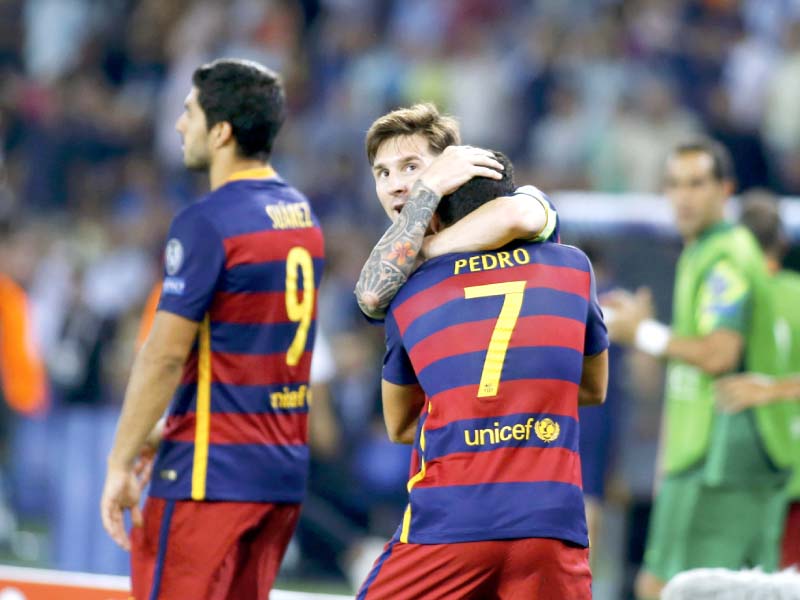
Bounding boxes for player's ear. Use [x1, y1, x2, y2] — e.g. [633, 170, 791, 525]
[211, 121, 234, 150]
[721, 178, 735, 197]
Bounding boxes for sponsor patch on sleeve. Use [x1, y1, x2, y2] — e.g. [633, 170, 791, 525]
[165, 238, 184, 275]
[163, 276, 186, 295]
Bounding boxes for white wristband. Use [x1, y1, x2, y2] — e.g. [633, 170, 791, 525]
[634, 319, 671, 357]
[514, 185, 557, 241]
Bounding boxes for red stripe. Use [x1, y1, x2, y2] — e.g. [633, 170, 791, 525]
[413, 446, 582, 489]
[180, 352, 198, 385]
[224, 228, 323, 269]
[181, 352, 312, 386]
[424, 379, 579, 431]
[393, 263, 590, 334]
[408, 447, 420, 480]
[163, 411, 307, 445]
[409, 315, 584, 373]
[209, 291, 317, 323]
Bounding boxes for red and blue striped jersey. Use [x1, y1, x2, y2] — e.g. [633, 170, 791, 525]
[382, 241, 607, 546]
[150, 167, 324, 503]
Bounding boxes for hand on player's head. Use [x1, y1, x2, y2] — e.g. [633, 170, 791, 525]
[419, 145, 504, 198]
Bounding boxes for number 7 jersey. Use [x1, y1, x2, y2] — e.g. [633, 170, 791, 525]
[151, 168, 324, 503]
[382, 241, 607, 546]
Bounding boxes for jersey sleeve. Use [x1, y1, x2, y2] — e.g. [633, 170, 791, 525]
[382, 310, 418, 385]
[157, 208, 225, 322]
[584, 261, 609, 356]
[514, 185, 559, 243]
[695, 258, 752, 336]
[361, 312, 385, 326]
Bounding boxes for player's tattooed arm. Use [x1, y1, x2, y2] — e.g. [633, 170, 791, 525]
[355, 180, 440, 319]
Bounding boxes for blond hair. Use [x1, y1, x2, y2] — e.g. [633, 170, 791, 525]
[365, 103, 460, 165]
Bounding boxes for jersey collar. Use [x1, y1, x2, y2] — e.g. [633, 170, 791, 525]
[224, 166, 277, 183]
[696, 220, 731, 243]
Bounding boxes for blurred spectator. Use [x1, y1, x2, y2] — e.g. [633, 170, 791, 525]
[528, 77, 594, 190]
[591, 75, 700, 192]
[704, 85, 770, 191]
[763, 21, 800, 193]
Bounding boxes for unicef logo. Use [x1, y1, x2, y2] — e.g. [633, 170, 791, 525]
[164, 239, 184, 276]
[535, 418, 560, 443]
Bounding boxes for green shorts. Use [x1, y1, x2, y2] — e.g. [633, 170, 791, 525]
[642, 469, 787, 581]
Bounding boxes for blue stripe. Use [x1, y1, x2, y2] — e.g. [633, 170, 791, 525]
[423, 412, 579, 461]
[406, 481, 587, 546]
[417, 346, 583, 397]
[150, 441, 194, 496]
[169, 383, 311, 416]
[149, 442, 309, 503]
[205, 443, 309, 502]
[392, 242, 590, 307]
[211, 180, 320, 237]
[211, 321, 317, 354]
[403, 288, 588, 351]
[220, 258, 324, 293]
[149, 499, 176, 600]
[169, 383, 309, 415]
[357, 538, 397, 600]
[167, 385, 196, 417]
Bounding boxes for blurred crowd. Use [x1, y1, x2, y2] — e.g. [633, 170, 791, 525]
[1, 0, 800, 591]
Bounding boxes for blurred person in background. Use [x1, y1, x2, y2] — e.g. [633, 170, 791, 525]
[358, 153, 607, 599]
[0, 210, 47, 547]
[355, 102, 557, 321]
[762, 21, 800, 194]
[292, 328, 394, 591]
[590, 75, 701, 193]
[603, 140, 796, 599]
[0, 219, 47, 419]
[101, 58, 324, 600]
[577, 243, 629, 576]
[717, 191, 800, 570]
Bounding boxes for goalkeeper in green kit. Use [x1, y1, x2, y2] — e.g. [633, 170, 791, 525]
[603, 140, 798, 600]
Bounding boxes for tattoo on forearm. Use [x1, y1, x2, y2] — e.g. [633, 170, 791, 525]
[355, 181, 441, 317]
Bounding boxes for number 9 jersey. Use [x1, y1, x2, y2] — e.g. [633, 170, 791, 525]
[151, 168, 324, 503]
[382, 240, 606, 547]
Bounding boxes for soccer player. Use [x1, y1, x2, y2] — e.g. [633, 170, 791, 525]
[603, 140, 796, 599]
[355, 103, 557, 320]
[717, 193, 800, 569]
[100, 59, 323, 599]
[357, 152, 609, 599]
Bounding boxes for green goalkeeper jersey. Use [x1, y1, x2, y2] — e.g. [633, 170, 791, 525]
[664, 222, 796, 484]
[772, 270, 800, 497]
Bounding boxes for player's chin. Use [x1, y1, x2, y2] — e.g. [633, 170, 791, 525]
[184, 155, 210, 171]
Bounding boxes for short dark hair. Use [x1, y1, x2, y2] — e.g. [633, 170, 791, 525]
[437, 151, 515, 227]
[739, 191, 786, 258]
[670, 138, 735, 183]
[192, 58, 285, 160]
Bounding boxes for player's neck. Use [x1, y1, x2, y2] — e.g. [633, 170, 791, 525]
[209, 153, 271, 191]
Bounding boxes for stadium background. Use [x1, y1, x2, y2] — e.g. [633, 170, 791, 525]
[1, 0, 800, 598]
